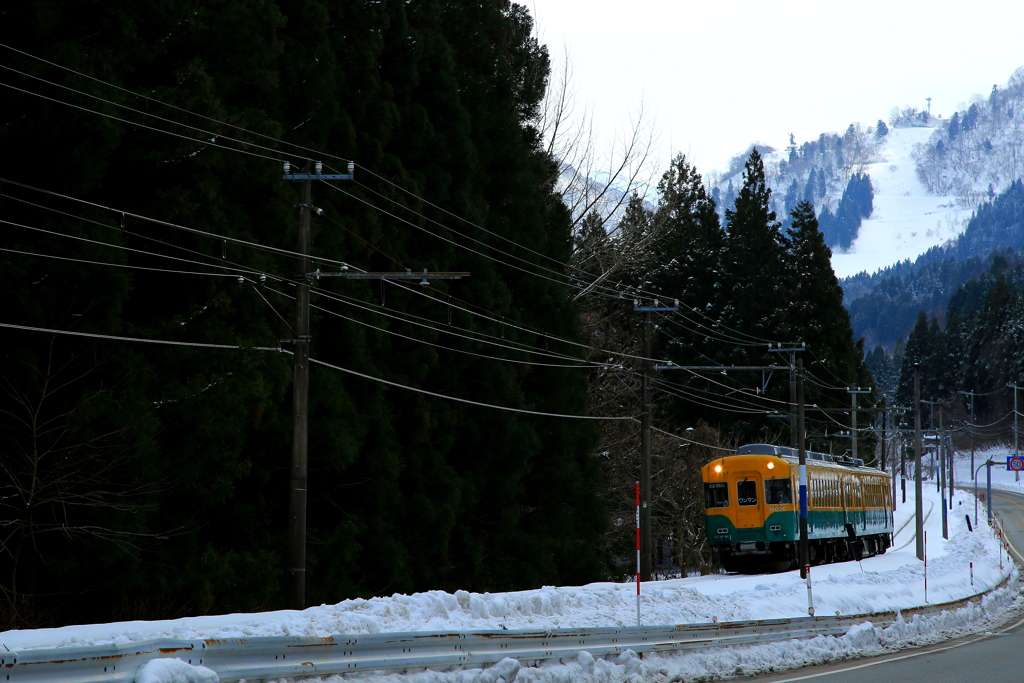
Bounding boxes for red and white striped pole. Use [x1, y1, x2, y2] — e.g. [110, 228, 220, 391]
[635, 481, 641, 626]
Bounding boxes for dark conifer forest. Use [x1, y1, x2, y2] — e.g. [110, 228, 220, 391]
[0, 0, 608, 628]
[0, 1, 874, 629]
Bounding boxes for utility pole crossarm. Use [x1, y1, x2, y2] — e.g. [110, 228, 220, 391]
[283, 160, 355, 182]
[655, 365, 788, 371]
[341, 271, 470, 280]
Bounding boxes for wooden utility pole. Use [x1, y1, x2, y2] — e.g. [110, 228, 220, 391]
[283, 159, 354, 609]
[633, 299, 677, 581]
[289, 159, 312, 609]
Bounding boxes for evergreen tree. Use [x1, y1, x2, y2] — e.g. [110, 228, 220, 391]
[786, 202, 865, 383]
[0, 0, 606, 627]
[720, 150, 791, 349]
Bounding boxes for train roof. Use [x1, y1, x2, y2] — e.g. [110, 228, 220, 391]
[736, 443, 874, 470]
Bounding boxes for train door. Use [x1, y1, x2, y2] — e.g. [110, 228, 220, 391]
[734, 474, 763, 528]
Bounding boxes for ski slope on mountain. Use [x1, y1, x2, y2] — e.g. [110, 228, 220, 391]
[830, 127, 974, 279]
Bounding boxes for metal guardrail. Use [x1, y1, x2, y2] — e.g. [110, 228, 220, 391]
[1, 582, 1010, 683]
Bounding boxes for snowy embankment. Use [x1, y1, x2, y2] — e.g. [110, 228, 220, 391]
[952, 443, 1024, 498]
[1, 484, 1018, 682]
[830, 126, 974, 280]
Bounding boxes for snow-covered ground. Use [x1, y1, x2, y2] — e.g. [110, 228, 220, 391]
[830, 127, 975, 279]
[947, 443, 1024, 500]
[2, 482, 1018, 683]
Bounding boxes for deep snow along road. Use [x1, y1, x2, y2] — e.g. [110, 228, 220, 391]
[747, 488, 1024, 683]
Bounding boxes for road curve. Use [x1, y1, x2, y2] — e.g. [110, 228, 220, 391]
[748, 488, 1024, 683]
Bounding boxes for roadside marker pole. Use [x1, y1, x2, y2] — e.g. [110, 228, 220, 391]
[805, 565, 815, 616]
[924, 530, 928, 604]
[970, 562, 974, 587]
[635, 481, 641, 627]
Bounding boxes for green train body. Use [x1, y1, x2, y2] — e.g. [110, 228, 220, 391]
[702, 444, 894, 572]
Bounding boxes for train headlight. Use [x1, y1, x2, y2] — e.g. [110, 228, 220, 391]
[767, 462, 774, 470]
[714, 465, 722, 473]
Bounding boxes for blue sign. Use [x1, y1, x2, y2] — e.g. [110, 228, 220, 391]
[1007, 456, 1024, 471]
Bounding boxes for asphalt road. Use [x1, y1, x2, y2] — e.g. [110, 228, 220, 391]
[747, 488, 1024, 683]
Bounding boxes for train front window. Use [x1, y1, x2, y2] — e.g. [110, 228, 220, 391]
[764, 478, 792, 505]
[737, 480, 758, 506]
[704, 482, 729, 508]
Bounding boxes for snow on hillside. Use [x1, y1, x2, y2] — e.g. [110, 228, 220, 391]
[830, 127, 974, 279]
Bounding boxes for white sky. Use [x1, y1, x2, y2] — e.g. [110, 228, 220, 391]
[529, 0, 1024, 177]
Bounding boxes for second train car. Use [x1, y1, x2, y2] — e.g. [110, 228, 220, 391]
[702, 444, 893, 572]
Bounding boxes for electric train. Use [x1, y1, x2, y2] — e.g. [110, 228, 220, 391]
[702, 444, 893, 572]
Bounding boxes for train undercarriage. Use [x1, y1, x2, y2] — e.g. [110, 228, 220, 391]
[715, 533, 892, 573]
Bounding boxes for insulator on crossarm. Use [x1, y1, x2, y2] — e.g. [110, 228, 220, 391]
[347, 161, 355, 175]
[283, 161, 290, 174]
[315, 161, 323, 174]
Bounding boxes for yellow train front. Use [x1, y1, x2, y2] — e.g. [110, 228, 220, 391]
[702, 444, 894, 572]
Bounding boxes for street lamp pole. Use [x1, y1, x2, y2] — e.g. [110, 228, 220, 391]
[974, 458, 991, 528]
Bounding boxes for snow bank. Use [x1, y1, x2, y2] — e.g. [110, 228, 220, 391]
[135, 657, 218, 683]
[0, 486, 1014, 658]
[252, 584, 1020, 683]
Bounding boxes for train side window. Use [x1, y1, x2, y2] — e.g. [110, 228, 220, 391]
[704, 482, 729, 508]
[765, 478, 792, 504]
[737, 480, 758, 506]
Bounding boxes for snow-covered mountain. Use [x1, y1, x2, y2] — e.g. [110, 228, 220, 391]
[709, 66, 1024, 281]
[830, 127, 974, 279]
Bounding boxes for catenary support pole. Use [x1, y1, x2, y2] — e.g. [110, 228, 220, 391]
[798, 359, 809, 579]
[288, 160, 312, 610]
[914, 363, 924, 561]
[635, 482, 641, 626]
[940, 406, 947, 540]
[847, 388, 870, 461]
[640, 308, 652, 582]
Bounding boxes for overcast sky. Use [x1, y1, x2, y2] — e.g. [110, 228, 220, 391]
[529, 0, 1024, 178]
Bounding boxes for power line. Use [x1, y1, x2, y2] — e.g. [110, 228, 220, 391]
[0, 79, 281, 163]
[0, 177, 341, 265]
[0, 322, 634, 421]
[0, 41, 351, 164]
[0, 215, 264, 278]
[0, 244, 242, 279]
